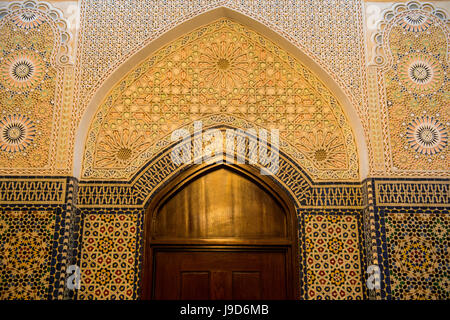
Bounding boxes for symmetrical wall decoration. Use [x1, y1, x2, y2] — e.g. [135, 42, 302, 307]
[364, 1, 450, 299]
[371, 1, 449, 176]
[82, 19, 359, 182]
[0, 0, 72, 175]
[77, 207, 368, 300]
[385, 210, 448, 300]
[0, 176, 76, 300]
[77, 135, 367, 300]
[74, 0, 367, 128]
[78, 211, 140, 300]
[305, 212, 364, 300]
[0, 0, 447, 302]
[78, 133, 364, 209]
[0, 210, 56, 299]
[370, 177, 449, 300]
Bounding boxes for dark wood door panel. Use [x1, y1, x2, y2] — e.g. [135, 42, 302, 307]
[232, 272, 261, 300]
[142, 164, 300, 300]
[180, 272, 210, 300]
[153, 249, 288, 300]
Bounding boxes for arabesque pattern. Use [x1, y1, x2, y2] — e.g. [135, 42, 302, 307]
[83, 19, 359, 181]
[0, 210, 56, 299]
[305, 213, 364, 300]
[385, 210, 449, 299]
[373, 2, 449, 175]
[0, 0, 72, 175]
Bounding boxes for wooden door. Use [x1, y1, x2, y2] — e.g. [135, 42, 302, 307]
[153, 249, 288, 300]
[142, 164, 300, 299]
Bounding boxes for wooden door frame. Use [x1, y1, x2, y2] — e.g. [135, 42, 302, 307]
[141, 162, 300, 299]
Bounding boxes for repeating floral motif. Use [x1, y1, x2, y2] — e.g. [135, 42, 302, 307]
[0, 0, 447, 302]
[83, 19, 358, 181]
[0, 50, 45, 92]
[0, 114, 36, 153]
[405, 116, 448, 156]
[0, 5, 56, 170]
[305, 214, 363, 300]
[11, 11, 45, 30]
[78, 213, 139, 300]
[377, 3, 449, 172]
[0, 0, 72, 175]
[0, 210, 56, 300]
[74, 0, 366, 127]
[385, 212, 449, 300]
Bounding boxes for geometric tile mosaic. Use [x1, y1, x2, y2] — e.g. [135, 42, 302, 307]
[78, 212, 139, 300]
[385, 211, 449, 300]
[305, 214, 363, 300]
[0, 0, 448, 302]
[0, 210, 56, 299]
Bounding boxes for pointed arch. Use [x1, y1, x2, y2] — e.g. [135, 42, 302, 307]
[74, 8, 369, 181]
[141, 161, 301, 299]
[76, 123, 364, 210]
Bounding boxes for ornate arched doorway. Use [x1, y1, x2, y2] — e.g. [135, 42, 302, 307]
[75, 18, 367, 300]
[141, 163, 300, 299]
